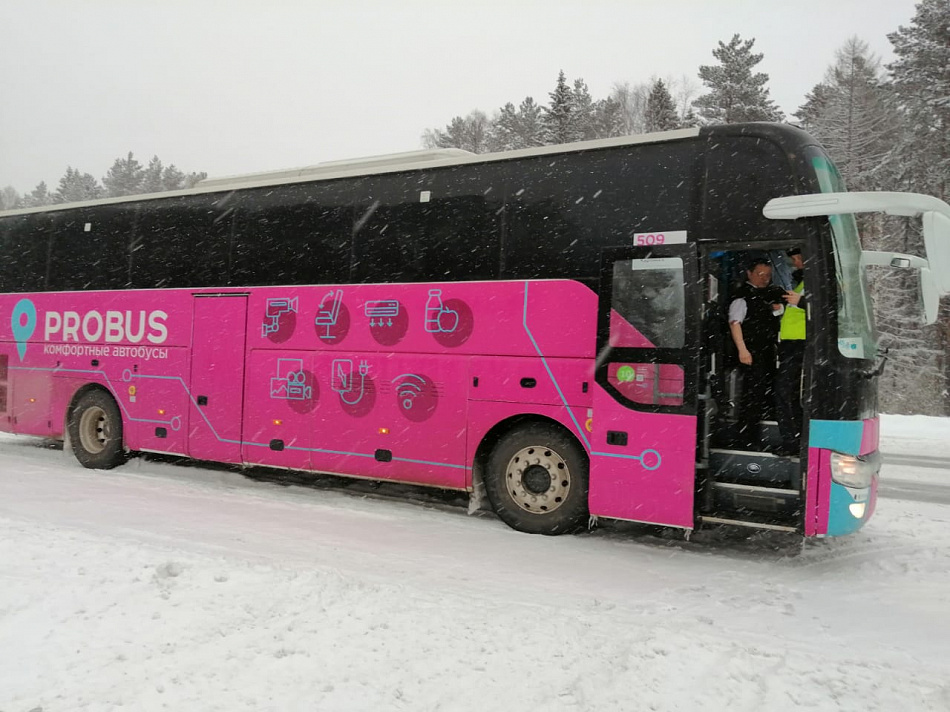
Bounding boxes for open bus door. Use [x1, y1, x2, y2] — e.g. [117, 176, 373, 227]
[588, 244, 702, 528]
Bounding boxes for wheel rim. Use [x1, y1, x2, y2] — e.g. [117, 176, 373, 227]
[504, 445, 571, 514]
[78, 406, 111, 455]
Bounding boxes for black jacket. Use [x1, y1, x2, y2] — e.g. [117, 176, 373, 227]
[732, 282, 786, 355]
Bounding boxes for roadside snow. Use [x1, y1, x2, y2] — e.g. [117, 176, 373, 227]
[880, 413, 950, 458]
[1, 419, 949, 711]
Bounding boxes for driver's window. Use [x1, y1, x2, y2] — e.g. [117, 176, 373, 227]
[608, 257, 685, 406]
[610, 257, 685, 348]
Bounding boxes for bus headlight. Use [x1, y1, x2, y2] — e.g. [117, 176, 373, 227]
[830, 451, 880, 489]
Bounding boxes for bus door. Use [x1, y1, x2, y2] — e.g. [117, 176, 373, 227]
[589, 245, 701, 528]
[188, 294, 248, 463]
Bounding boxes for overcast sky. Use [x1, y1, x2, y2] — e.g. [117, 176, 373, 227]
[0, 0, 921, 193]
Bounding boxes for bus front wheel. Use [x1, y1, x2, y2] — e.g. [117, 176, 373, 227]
[485, 424, 589, 535]
[68, 389, 126, 470]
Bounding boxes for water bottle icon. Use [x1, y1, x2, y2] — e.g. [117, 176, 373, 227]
[424, 289, 459, 333]
[425, 289, 443, 332]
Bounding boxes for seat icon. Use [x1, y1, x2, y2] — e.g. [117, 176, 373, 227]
[315, 289, 344, 340]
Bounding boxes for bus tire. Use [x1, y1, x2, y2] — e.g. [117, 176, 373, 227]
[68, 389, 126, 470]
[485, 424, 589, 535]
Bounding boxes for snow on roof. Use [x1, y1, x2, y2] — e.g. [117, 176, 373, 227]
[0, 128, 700, 217]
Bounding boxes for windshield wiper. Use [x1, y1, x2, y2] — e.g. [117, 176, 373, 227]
[860, 348, 888, 379]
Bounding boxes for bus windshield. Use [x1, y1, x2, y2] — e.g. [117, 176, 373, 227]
[809, 150, 878, 360]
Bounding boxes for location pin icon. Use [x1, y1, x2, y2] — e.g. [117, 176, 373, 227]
[11, 298, 37, 361]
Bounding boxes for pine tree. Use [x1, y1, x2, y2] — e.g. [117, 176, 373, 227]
[54, 167, 102, 204]
[644, 79, 680, 132]
[103, 152, 145, 197]
[489, 102, 520, 151]
[679, 106, 702, 128]
[489, 99, 546, 151]
[693, 34, 785, 124]
[543, 70, 579, 144]
[794, 38, 896, 194]
[796, 82, 837, 129]
[161, 164, 186, 191]
[888, 0, 950, 203]
[572, 78, 597, 140]
[22, 181, 53, 208]
[592, 96, 626, 138]
[142, 156, 165, 194]
[887, 0, 950, 414]
[513, 97, 545, 147]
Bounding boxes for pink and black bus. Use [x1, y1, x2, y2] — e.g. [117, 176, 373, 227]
[2, 123, 948, 538]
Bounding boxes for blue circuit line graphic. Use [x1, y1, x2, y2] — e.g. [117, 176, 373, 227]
[8, 364, 466, 470]
[521, 282, 662, 470]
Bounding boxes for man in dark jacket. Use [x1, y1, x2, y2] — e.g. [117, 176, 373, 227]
[728, 258, 787, 451]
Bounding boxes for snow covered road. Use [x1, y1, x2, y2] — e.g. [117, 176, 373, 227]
[1, 418, 949, 712]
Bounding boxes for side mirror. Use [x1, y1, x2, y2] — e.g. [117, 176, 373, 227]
[860, 250, 928, 269]
[923, 211, 950, 294]
[920, 267, 939, 325]
[861, 251, 938, 324]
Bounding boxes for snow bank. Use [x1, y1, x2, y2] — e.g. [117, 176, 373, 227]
[880, 413, 950, 457]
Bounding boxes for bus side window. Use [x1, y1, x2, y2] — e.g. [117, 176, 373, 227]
[230, 183, 352, 287]
[352, 172, 500, 284]
[132, 194, 231, 289]
[48, 205, 132, 291]
[0, 214, 51, 292]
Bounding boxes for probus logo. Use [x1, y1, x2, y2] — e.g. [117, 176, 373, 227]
[11, 298, 37, 361]
[43, 309, 169, 345]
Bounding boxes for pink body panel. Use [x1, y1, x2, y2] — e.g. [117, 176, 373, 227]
[189, 296, 247, 462]
[805, 449, 825, 537]
[860, 417, 879, 456]
[587, 392, 696, 528]
[10, 367, 52, 435]
[1, 279, 696, 526]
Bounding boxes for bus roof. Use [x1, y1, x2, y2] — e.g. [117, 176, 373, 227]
[1, 127, 701, 218]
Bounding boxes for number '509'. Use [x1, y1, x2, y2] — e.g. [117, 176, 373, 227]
[635, 234, 666, 245]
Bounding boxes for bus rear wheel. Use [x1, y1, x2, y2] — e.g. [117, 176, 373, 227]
[485, 424, 589, 535]
[68, 389, 126, 470]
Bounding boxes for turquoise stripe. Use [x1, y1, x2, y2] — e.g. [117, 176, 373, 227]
[809, 419, 863, 455]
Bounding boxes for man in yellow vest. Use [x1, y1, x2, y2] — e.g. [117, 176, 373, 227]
[775, 248, 806, 456]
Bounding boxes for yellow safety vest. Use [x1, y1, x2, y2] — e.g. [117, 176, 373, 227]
[780, 281, 806, 341]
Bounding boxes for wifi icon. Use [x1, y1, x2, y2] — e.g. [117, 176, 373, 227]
[392, 373, 427, 411]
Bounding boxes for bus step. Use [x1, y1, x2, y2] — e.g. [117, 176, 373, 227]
[710, 420, 784, 452]
[698, 515, 799, 533]
[708, 449, 800, 489]
[709, 481, 801, 519]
